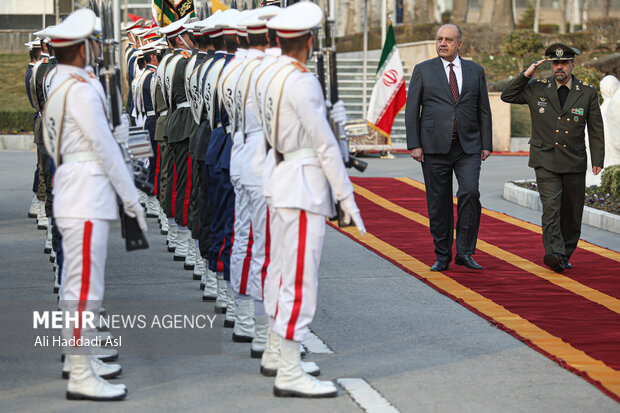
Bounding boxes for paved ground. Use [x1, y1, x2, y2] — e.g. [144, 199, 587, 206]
[0, 150, 618, 413]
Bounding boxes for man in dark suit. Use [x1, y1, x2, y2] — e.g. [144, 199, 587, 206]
[405, 24, 493, 272]
[501, 43, 604, 272]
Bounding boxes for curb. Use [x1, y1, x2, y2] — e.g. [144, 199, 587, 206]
[0, 135, 36, 151]
[503, 181, 620, 235]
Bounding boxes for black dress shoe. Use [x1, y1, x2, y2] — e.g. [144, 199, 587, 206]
[430, 260, 449, 271]
[544, 253, 565, 272]
[455, 255, 483, 270]
[561, 257, 573, 269]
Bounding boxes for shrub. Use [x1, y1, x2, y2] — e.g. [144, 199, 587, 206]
[587, 18, 620, 51]
[501, 30, 543, 70]
[0, 111, 34, 134]
[600, 165, 620, 197]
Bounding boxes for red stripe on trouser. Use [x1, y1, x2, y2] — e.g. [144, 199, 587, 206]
[239, 225, 253, 295]
[274, 273, 282, 318]
[261, 208, 271, 300]
[73, 220, 93, 340]
[286, 211, 307, 340]
[217, 239, 226, 272]
[182, 154, 192, 226]
[171, 163, 177, 216]
[154, 145, 161, 195]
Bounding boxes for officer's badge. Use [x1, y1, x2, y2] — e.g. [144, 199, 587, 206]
[540, 97, 547, 101]
[539, 107, 545, 113]
[537, 101, 547, 107]
[541, 79, 548, 84]
[556, 48, 564, 57]
[571, 108, 584, 116]
[574, 116, 579, 122]
[575, 85, 580, 91]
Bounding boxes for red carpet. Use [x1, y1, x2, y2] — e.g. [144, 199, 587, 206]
[328, 177, 620, 402]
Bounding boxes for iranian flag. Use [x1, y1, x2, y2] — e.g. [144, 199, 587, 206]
[366, 23, 406, 143]
[152, 0, 195, 27]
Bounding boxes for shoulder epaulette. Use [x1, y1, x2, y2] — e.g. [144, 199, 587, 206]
[291, 61, 309, 73]
[579, 79, 595, 89]
[69, 73, 88, 83]
[87, 71, 98, 79]
[181, 50, 191, 59]
[41, 57, 49, 64]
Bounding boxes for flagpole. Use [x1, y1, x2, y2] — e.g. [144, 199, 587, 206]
[362, 0, 368, 119]
[381, 16, 395, 160]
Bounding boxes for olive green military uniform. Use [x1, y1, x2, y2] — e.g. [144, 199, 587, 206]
[502, 70, 604, 261]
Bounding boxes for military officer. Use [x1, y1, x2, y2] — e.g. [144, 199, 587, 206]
[501, 43, 605, 272]
[39, 8, 147, 400]
[264, 2, 365, 397]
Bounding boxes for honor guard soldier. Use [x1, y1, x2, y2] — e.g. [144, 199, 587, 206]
[39, 8, 147, 400]
[25, 39, 42, 220]
[219, 10, 258, 343]
[185, 18, 217, 285]
[202, 10, 237, 316]
[264, 2, 365, 397]
[160, 15, 196, 265]
[501, 43, 605, 272]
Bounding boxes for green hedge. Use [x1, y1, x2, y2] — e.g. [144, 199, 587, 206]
[601, 165, 620, 197]
[0, 111, 34, 134]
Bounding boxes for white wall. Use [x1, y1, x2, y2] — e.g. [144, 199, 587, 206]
[0, 0, 54, 15]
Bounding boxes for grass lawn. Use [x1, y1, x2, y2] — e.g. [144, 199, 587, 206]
[0, 54, 32, 113]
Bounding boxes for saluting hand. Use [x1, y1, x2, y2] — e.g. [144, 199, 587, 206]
[524, 59, 547, 77]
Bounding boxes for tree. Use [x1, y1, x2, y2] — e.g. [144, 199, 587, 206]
[414, 0, 432, 23]
[518, 1, 536, 28]
[492, 0, 515, 31]
[451, 0, 469, 24]
[501, 29, 543, 70]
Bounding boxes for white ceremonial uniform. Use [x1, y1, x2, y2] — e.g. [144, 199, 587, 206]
[240, 47, 273, 303]
[220, 48, 254, 296]
[269, 56, 354, 343]
[50, 64, 140, 309]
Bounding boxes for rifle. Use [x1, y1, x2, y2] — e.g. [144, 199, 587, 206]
[100, 1, 151, 251]
[311, 5, 367, 227]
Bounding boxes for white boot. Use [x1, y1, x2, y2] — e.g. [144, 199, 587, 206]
[273, 338, 337, 398]
[261, 329, 319, 377]
[44, 223, 53, 254]
[63, 355, 122, 379]
[232, 298, 255, 342]
[194, 254, 206, 281]
[174, 228, 190, 261]
[138, 189, 147, 207]
[37, 201, 48, 230]
[184, 239, 196, 270]
[91, 347, 118, 362]
[251, 314, 268, 358]
[66, 355, 127, 401]
[224, 287, 236, 327]
[50, 248, 56, 263]
[202, 267, 217, 301]
[53, 264, 61, 294]
[214, 273, 227, 313]
[167, 221, 177, 253]
[146, 195, 160, 218]
[28, 194, 39, 218]
[160, 210, 169, 235]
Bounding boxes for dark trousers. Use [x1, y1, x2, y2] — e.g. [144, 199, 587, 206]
[158, 140, 169, 211]
[218, 169, 235, 281]
[189, 155, 201, 239]
[145, 116, 157, 196]
[198, 161, 212, 259]
[534, 167, 585, 259]
[421, 138, 482, 261]
[168, 139, 192, 227]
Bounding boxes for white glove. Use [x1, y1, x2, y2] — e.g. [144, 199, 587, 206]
[329, 100, 347, 124]
[112, 114, 130, 144]
[124, 201, 148, 233]
[340, 194, 366, 236]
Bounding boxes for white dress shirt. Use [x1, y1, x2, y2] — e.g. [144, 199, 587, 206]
[441, 55, 462, 94]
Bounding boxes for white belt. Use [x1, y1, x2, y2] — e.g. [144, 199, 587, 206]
[176, 102, 190, 108]
[216, 122, 232, 135]
[159, 110, 168, 116]
[147, 110, 156, 116]
[283, 148, 317, 162]
[63, 151, 98, 163]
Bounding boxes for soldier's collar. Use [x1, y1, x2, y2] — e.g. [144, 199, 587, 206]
[555, 76, 572, 90]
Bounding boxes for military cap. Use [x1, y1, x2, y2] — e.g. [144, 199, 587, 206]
[240, 5, 281, 35]
[545, 43, 580, 61]
[34, 9, 97, 48]
[267, 2, 322, 38]
[122, 19, 145, 32]
[159, 14, 191, 38]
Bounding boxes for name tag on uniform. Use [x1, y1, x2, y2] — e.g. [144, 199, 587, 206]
[571, 108, 584, 116]
[537, 101, 547, 107]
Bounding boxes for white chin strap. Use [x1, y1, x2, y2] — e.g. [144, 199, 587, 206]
[178, 34, 192, 50]
[84, 40, 93, 68]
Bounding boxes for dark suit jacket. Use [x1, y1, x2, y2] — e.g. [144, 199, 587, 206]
[501, 73, 604, 173]
[405, 56, 493, 155]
